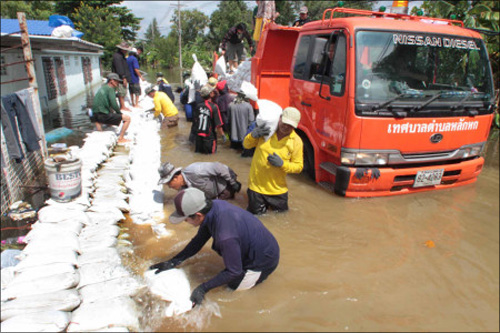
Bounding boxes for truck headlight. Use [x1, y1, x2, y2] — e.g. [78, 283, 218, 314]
[458, 143, 485, 158]
[341, 150, 391, 166]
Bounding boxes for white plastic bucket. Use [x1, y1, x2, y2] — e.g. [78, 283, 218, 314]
[45, 158, 82, 202]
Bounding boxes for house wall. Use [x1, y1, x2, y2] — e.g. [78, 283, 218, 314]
[1, 50, 102, 113]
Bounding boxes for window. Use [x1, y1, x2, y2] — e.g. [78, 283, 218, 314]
[1, 56, 7, 76]
[42, 57, 57, 100]
[73, 56, 79, 67]
[293, 36, 311, 79]
[64, 56, 70, 67]
[54, 57, 67, 96]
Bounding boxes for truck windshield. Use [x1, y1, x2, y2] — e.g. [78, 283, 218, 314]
[355, 30, 494, 115]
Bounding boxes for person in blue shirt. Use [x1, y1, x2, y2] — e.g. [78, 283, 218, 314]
[126, 47, 144, 107]
[156, 72, 175, 103]
[149, 187, 280, 307]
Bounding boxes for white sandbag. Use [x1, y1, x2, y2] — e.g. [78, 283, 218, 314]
[190, 54, 208, 88]
[21, 234, 80, 254]
[79, 224, 120, 240]
[10, 263, 76, 284]
[144, 269, 193, 317]
[1, 289, 80, 321]
[78, 262, 131, 289]
[67, 296, 140, 332]
[85, 211, 123, 225]
[1, 310, 70, 332]
[79, 277, 144, 304]
[30, 219, 83, 235]
[2, 272, 79, 301]
[37, 206, 89, 224]
[86, 328, 130, 332]
[78, 247, 121, 266]
[151, 223, 175, 239]
[79, 236, 117, 252]
[14, 251, 78, 272]
[1, 267, 16, 290]
[256, 99, 283, 141]
[215, 55, 226, 77]
[240, 81, 258, 101]
[87, 206, 125, 222]
[91, 198, 130, 212]
[24, 226, 77, 243]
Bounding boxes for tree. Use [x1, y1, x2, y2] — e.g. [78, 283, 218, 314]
[54, 0, 141, 41]
[303, 0, 373, 21]
[1, 1, 55, 20]
[145, 18, 161, 43]
[207, 0, 253, 51]
[170, 9, 210, 43]
[72, 3, 122, 67]
[275, 1, 298, 26]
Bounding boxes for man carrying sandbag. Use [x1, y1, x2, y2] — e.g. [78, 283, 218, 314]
[149, 188, 280, 307]
[243, 107, 303, 215]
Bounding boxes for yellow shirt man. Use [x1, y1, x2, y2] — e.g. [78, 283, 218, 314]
[152, 91, 179, 118]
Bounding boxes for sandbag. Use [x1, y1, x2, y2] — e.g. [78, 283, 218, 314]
[2, 272, 79, 301]
[78, 262, 131, 289]
[1, 267, 16, 290]
[1, 289, 80, 321]
[67, 296, 140, 332]
[78, 247, 121, 266]
[190, 54, 208, 89]
[37, 206, 89, 224]
[215, 55, 226, 77]
[256, 99, 283, 141]
[14, 251, 78, 272]
[1, 310, 71, 332]
[9, 263, 76, 285]
[240, 81, 258, 101]
[79, 277, 144, 304]
[144, 268, 192, 317]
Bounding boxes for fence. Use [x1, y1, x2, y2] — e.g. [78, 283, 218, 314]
[1, 12, 47, 214]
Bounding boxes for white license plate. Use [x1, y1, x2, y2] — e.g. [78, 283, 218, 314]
[413, 169, 444, 188]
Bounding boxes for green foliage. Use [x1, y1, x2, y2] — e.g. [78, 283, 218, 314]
[207, 0, 253, 51]
[1, 0, 55, 20]
[411, 1, 499, 89]
[170, 9, 210, 43]
[54, 0, 141, 41]
[275, 1, 297, 26]
[145, 18, 161, 43]
[303, 0, 373, 21]
[73, 3, 122, 67]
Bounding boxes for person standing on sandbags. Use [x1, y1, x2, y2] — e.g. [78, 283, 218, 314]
[243, 107, 303, 215]
[220, 23, 253, 74]
[149, 188, 280, 307]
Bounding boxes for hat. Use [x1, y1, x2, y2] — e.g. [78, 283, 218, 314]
[216, 80, 227, 91]
[158, 162, 182, 185]
[300, 6, 308, 14]
[156, 72, 164, 77]
[116, 41, 131, 51]
[208, 77, 218, 87]
[281, 107, 301, 128]
[200, 85, 215, 98]
[169, 188, 207, 224]
[145, 85, 156, 95]
[107, 73, 123, 83]
[130, 47, 138, 54]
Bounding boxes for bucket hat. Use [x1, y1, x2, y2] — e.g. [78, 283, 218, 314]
[158, 162, 182, 185]
[107, 73, 123, 83]
[169, 188, 207, 224]
[200, 85, 215, 98]
[281, 107, 301, 128]
[116, 41, 131, 51]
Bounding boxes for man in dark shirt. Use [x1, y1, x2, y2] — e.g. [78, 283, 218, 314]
[221, 23, 253, 73]
[149, 188, 280, 307]
[293, 6, 311, 27]
[193, 85, 225, 154]
[111, 41, 132, 112]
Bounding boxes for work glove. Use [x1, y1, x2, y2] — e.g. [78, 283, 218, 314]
[149, 258, 181, 274]
[190, 285, 207, 307]
[267, 153, 284, 167]
[251, 124, 271, 138]
[231, 181, 242, 193]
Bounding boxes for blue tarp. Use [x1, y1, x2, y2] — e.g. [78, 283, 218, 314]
[0, 18, 83, 38]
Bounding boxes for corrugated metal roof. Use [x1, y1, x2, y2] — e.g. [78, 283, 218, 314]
[0, 18, 82, 36]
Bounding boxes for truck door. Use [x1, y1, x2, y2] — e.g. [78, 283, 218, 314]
[290, 30, 349, 162]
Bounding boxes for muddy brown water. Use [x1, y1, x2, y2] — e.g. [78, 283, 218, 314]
[119, 102, 499, 332]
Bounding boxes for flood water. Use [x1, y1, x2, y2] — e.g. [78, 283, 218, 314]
[46, 82, 498, 332]
[120, 95, 499, 332]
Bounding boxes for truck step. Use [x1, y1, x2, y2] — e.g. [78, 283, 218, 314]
[319, 162, 337, 175]
[318, 181, 335, 192]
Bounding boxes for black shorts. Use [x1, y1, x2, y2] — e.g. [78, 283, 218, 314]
[195, 136, 216, 154]
[129, 83, 141, 95]
[246, 189, 288, 215]
[93, 112, 123, 126]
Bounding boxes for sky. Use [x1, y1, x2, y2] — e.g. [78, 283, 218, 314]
[123, 0, 423, 39]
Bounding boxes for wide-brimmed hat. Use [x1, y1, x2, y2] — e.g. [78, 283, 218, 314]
[107, 73, 123, 83]
[158, 162, 182, 185]
[200, 85, 215, 98]
[116, 41, 131, 51]
[145, 85, 156, 95]
[281, 107, 301, 128]
[169, 188, 207, 224]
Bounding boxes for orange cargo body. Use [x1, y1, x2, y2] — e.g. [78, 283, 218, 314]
[252, 9, 495, 197]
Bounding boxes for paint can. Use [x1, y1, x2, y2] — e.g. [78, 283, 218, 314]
[44, 158, 82, 202]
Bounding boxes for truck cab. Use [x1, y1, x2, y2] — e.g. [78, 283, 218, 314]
[251, 8, 495, 197]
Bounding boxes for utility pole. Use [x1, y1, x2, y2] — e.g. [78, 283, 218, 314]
[177, 1, 183, 85]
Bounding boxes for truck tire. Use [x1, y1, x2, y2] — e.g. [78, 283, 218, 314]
[302, 139, 315, 180]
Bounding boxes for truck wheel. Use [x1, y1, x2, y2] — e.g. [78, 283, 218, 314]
[302, 139, 315, 180]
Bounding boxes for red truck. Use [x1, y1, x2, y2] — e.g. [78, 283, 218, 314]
[251, 7, 495, 197]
